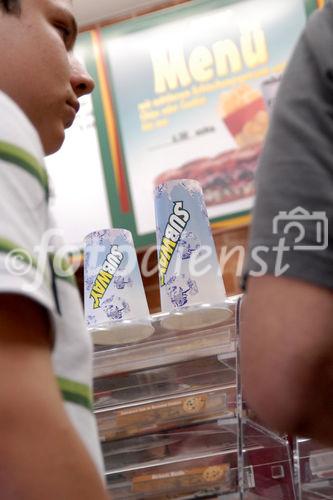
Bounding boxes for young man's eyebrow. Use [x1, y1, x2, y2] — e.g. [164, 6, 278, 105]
[56, 6, 78, 44]
[67, 12, 78, 43]
[69, 14, 79, 40]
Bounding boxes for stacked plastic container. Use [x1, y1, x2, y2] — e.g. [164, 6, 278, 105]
[93, 297, 237, 498]
[92, 296, 296, 499]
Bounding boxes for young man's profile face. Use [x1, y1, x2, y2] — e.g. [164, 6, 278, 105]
[0, 0, 94, 154]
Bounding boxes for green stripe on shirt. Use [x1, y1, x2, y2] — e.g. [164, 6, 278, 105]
[0, 239, 77, 288]
[0, 140, 49, 198]
[57, 377, 93, 411]
[0, 237, 53, 291]
[0, 237, 38, 268]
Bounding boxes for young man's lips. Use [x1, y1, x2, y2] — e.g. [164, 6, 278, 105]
[72, 100, 80, 114]
[67, 98, 80, 113]
[65, 102, 79, 128]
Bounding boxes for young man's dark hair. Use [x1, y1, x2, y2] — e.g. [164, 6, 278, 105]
[0, 0, 20, 13]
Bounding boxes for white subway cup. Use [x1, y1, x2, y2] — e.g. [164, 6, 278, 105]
[154, 179, 231, 330]
[84, 228, 153, 345]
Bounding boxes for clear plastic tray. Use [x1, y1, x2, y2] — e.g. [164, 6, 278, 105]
[96, 385, 236, 442]
[94, 355, 236, 409]
[105, 420, 239, 499]
[294, 437, 333, 499]
[93, 297, 238, 378]
[94, 354, 237, 441]
[241, 419, 296, 499]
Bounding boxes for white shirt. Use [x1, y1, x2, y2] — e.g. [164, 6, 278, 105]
[0, 91, 104, 475]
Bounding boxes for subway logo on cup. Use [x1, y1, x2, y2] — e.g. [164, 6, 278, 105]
[159, 202, 190, 286]
[90, 245, 123, 309]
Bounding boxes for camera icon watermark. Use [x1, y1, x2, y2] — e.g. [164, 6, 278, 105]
[273, 206, 328, 251]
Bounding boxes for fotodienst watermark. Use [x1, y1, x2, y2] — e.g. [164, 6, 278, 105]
[3, 207, 329, 292]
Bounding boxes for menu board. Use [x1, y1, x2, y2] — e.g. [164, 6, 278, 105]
[99, 0, 307, 247]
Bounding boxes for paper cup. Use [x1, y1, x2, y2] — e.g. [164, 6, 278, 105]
[154, 179, 231, 330]
[84, 229, 154, 345]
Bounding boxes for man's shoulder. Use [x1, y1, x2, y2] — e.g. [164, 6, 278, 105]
[0, 91, 44, 162]
[304, 2, 333, 66]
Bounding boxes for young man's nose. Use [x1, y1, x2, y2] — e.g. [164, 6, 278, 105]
[70, 56, 95, 98]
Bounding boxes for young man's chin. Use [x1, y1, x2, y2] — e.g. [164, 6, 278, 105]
[42, 128, 66, 157]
